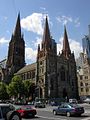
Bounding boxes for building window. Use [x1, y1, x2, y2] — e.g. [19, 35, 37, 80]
[27, 72, 30, 79]
[50, 79, 54, 90]
[85, 83, 88, 86]
[60, 66, 65, 81]
[85, 76, 88, 79]
[80, 82, 83, 86]
[81, 88, 83, 92]
[86, 88, 89, 92]
[32, 71, 35, 78]
[40, 61, 43, 65]
[22, 74, 25, 80]
[42, 68, 44, 73]
[80, 75, 83, 80]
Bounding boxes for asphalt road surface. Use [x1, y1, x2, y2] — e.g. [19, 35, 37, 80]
[17, 103, 90, 120]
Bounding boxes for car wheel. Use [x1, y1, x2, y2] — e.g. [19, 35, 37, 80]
[32, 114, 35, 118]
[66, 112, 70, 117]
[53, 110, 57, 115]
[78, 114, 81, 116]
[6, 111, 21, 120]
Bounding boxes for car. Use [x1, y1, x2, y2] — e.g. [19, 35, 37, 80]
[53, 102, 84, 117]
[83, 98, 90, 104]
[16, 105, 37, 118]
[34, 101, 46, 108]
[0, 103, 21, 120]
[69, 99, 78, 104]
[27, 101, 34, 105]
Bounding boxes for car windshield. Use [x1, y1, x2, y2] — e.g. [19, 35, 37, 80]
[1, 106, 15, 118]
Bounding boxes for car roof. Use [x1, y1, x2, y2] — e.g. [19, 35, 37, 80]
[0, 103, 11, 106]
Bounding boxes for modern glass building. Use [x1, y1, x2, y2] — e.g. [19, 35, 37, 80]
[82, 25, 90, 58]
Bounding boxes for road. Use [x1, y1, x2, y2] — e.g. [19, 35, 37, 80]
[16, 103, 90, 120]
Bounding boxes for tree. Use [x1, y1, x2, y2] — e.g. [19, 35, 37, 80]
[0, 82, 9, 100]
[7, 76, 24, 99]
[23, 80, 35, 101]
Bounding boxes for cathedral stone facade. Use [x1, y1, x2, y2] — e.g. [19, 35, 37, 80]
[0, 14, 79, 99]
[36, 17, 78, 99]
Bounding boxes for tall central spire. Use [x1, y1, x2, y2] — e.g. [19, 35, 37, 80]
[42, 16, 51, 50]
[62, 26, 71, 58]
[13, 12, 21, 37]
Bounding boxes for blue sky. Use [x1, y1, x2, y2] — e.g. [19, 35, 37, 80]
[0, 0, 90, 64]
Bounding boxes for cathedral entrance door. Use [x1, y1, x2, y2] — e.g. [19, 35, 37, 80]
[63, 88, 68, 101]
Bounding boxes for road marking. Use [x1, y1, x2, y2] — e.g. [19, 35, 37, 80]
[81, 117, 90, 120]
[36, 115, 67, 120]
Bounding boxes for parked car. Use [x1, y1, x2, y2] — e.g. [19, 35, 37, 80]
[16, 105, 37, 118]
[69, 99, 78, 104]
[83, 98, 90, 104]
[34, 101, 45, 108]
[53, 102, 84, 117]
[0, 103, 21, 120]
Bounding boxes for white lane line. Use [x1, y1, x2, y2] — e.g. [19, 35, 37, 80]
[36, 115, 67, 120]
[81, 117, 90, 120]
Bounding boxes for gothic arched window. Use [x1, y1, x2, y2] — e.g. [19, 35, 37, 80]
[50, 78, 54, 90]
[60, 66, 65, 81]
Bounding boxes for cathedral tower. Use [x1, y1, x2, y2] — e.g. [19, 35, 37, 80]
[6, 13, 25, 82]
[36, 16, 57, 98]
[57, 26, 79, 99]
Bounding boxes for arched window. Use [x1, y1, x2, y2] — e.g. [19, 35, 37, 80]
[60, 66, 65, 81]
[50, 79, 54, 90]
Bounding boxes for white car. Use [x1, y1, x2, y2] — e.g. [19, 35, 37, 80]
[69, 99, 78, 104]
[34, 101, 45, 108]
[83, 98, 90, 104]
[0, 103, 21, 120]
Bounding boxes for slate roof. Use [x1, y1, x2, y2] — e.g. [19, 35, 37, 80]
[15, 62, 36, 75]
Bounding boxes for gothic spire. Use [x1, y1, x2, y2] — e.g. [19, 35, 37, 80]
[62, 26, 71, 58]
[42, 16, 51, 50]
[13, 12, 21, 37]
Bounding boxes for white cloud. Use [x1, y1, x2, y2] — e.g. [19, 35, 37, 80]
[21, 13, 46, 35]
[56, 15, 80, 27]
[33, 37, 42, 48]
[56, 15, 73, 25]
[40, 7, 46, 11]
[4, 16, 8, 20]
[25, 47, 37, 63]
[57, 37, 82, 59]
[26, 37, 42, 63]
[0, 37, 9, 44]
[74, 18, 80, 27]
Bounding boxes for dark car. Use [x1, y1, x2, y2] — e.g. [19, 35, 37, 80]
[16, 105, 37, 118]
[53, 103, 84, 117]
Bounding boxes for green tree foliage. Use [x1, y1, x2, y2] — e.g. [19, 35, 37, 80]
[7, 76, 35, 101]
[7, 76, 24, 98]
[23, 80, 33, 98]
[0, 82, 9, 100]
